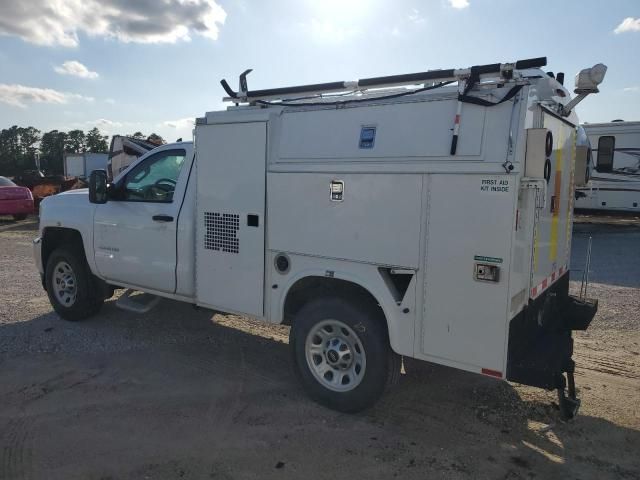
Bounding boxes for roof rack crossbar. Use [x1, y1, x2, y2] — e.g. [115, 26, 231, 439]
[221, 57, 546, 103]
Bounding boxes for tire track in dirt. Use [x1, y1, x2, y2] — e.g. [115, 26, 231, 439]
[575, 350, 640, 380]
[168, 345, 290, 443]
[4, 369, 103, 406]
[0, 416, 33, 480]
[170, 345, 287, 390]
[206, 346, 248, 439]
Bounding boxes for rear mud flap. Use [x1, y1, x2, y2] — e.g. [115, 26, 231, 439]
[506, 272, 598, 419]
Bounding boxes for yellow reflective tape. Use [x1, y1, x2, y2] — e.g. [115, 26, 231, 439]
[533, 214, 539, 272]
[565, 130, 576, 263]
[549, 127, 563, 261]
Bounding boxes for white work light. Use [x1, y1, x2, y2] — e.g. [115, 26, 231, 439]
[574, 63, 608, 94]
[559, 63, 608, 116]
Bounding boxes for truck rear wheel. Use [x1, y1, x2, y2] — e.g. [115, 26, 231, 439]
[45, 247, 103, 321]
[290, 296, 400, 413]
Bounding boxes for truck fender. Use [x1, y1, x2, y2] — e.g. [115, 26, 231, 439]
[276, 267, 410, 356]
[39, 196, 98, 277]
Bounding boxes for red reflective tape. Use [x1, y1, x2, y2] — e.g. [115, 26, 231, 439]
[454, 114, 461, 124]
[542, 278, 548, 289]
[531, 286, 537, 297]
[482, 368, 503, 378]
[552, 272, 556, 281]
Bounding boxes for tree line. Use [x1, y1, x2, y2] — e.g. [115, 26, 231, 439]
[0, 126, 165, 177]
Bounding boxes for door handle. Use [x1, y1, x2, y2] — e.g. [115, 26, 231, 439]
[152, 214, 174, 222]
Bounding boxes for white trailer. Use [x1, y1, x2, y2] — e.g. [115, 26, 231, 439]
[35, 57, 605, 418]
[63, 153, 108, 178]
[575, 120, 640, 212]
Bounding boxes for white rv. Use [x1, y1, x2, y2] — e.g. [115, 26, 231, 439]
[575, 120, 640, 211]
[107, 135, 158, 180]
[34, 58, 604, 418]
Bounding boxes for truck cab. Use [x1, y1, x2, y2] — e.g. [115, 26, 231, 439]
[36, 141, 195, 300]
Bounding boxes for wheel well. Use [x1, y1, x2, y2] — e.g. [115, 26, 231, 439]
[283, 277, 386, 329]
[42, 227, 85, 269]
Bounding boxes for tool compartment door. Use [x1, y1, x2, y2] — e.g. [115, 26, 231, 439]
[195, 122, 267, 317]
[421, 174, 516, 372]
[529, 115, 576, 298]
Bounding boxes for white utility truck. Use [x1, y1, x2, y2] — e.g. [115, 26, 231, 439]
[34, 57, 604, 418]
[575, 120, 640, 212]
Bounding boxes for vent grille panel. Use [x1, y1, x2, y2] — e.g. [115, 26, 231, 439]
[204, 212, 240, 254]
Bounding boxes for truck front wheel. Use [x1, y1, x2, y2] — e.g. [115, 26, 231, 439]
[45, 247, 103, 321]
[290, 296, 400, 413]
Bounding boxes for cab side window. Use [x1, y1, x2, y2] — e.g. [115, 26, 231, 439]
[122, 149, 186, 202]
[596, 136, 615, 173]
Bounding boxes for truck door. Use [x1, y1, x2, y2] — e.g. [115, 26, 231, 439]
[194, 122, 266, 317]
[93, 145, 192, 293]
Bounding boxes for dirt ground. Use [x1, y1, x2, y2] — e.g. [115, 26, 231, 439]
[0, 217, 638, 480]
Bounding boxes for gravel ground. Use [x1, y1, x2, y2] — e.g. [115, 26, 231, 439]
[0, 216, 638, 480]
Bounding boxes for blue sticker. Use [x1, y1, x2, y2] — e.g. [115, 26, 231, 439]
[359, 126, 376, 149]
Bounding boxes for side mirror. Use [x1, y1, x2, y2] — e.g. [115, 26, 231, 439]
[89, 170, 108, 204]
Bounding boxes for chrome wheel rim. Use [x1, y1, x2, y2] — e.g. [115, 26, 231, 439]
[305, 319, 366, 392]
[52, 261, 77, 307]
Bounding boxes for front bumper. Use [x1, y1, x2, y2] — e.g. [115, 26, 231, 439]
[506, 272, 598, 418]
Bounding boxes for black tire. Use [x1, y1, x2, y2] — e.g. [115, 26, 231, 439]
[290, 296, 400, 413]
[12, 214, 27, 221]
[45, 247, 103, 321]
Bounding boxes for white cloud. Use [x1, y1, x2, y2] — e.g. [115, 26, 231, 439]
[448, 0, 470, 9]
[623, 86, 639, 92]
[94, 118, 123, 128]
[408, 8, 425, 24]
[54, 60, 99, 79]
[304, 19, 361, 44]
[105, 98, 116, 105]
[163, 117, 195, 130]
[0, 0, 226, 47]
[0, 83, 94, 108]
[614, 17, 640, 34]
[160, 117, 195, 141]
[64, 118, 142, 136]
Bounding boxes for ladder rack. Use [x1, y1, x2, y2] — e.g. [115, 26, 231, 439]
[220, 57, 547, 103]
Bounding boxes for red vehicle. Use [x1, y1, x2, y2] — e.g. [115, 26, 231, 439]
[0, 176, 34, 220]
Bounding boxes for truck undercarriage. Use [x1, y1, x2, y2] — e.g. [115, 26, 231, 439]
[506, 273, 598, 419]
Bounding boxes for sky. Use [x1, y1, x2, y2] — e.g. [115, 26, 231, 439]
[0, 0, 639, 143]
